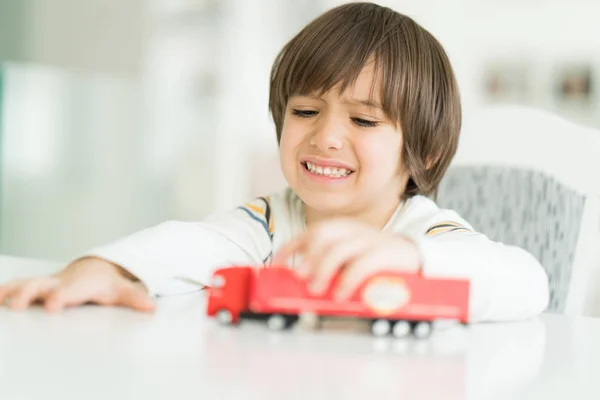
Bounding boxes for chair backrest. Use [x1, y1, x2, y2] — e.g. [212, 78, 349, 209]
[437, 165, 585, 313]
[438, 105, 600, 316]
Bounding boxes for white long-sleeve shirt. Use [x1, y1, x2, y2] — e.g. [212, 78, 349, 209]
[85, 187, 549, 322]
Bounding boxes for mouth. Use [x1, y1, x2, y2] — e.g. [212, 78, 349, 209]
[301, 161, 355, 178]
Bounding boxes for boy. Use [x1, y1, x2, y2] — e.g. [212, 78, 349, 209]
[0, 2, 549, 322]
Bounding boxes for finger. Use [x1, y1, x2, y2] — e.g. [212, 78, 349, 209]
[274, 222, 350, 268]
[300, 227, 361, 278]
[44, 289, 70, 312]
[308, 236, 377, 295]
[271, 234, 307, 267]
[44, 281, 99, 313]
[334, 245, 385, 300]
[117, 283, 155, 313]
[0, 283, 18, 306]
[8, 279, 58, 310]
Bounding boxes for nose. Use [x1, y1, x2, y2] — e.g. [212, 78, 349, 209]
[309, 113, 345, 151]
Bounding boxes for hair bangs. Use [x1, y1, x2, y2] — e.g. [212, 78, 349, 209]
[270, 3, 407, 139]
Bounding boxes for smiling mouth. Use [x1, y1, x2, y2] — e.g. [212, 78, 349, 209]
[301, 161, 355, 178]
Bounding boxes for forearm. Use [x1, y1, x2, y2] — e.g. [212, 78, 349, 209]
[413, 233, 550, 322]
[82, 221, 256, 297]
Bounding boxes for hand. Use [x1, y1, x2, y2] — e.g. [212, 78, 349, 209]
[0, 257, 155, 313]
[272, 219, 422, 299]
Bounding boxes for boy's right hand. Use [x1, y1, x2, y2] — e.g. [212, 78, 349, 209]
[0, 257, 155, 313]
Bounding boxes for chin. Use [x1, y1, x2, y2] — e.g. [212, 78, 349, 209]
[296, 188, 356, 215]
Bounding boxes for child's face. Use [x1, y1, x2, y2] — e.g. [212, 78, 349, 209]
[279, 64, 407, 223]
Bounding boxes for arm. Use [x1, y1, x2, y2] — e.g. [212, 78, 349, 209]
[83, 198, 274, 297]
[401, 199, 550, 323]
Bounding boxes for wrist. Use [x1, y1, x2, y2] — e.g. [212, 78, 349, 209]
[68, 256, 139, 282]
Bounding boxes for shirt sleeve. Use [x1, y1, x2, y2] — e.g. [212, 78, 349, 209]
[81, 197, 275, 297]
[399, 199, 550, 323]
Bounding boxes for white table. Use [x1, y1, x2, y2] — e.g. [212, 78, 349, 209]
[0, 255, 599, 400]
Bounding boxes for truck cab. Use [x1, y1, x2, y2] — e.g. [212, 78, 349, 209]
[206, 266, 253, 324]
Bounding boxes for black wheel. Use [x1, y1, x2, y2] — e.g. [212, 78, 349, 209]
[216, 309, 234, 325]
[391, 321, 411, 338]
[412, 321, 433, 339]
[370, 319, 392, 337]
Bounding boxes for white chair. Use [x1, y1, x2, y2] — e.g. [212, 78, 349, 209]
[436, 105, 600, 317]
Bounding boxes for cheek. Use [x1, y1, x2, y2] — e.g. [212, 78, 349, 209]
[280, 116, 309, 149]
[355, 133, 404, 176]
[279, 118, 303, 164]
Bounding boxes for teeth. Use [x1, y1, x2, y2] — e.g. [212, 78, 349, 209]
[305, 161, 352, 177]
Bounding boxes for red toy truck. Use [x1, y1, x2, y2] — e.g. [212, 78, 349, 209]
[206, 266, 469, 338]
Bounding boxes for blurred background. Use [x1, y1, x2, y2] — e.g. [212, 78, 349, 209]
[0, 0, 598, 263]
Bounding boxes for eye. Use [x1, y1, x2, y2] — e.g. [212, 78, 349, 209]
[292, 109, 318, 118]
[352, 118, 379, 128]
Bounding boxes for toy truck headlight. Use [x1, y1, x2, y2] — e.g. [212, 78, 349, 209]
[211, 275, 225, 288]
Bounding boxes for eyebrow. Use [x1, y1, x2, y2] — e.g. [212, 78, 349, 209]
[342, 98, 384, 111]
[293, 94, 383, 111]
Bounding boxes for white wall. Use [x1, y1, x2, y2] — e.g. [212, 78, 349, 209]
[0, 63, 151, 261]
[18, 0, 147, 76]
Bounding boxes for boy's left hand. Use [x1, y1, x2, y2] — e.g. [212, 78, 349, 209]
[272, 219, 422, 299]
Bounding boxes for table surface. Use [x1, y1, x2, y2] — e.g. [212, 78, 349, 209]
[1, 255, 599, 400]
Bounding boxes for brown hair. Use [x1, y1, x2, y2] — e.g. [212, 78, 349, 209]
[269, 2, 461, 198]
